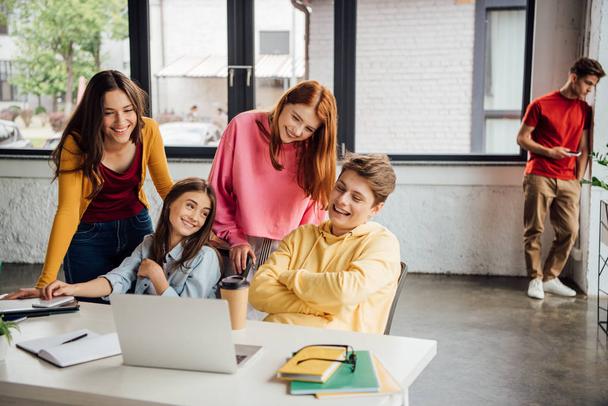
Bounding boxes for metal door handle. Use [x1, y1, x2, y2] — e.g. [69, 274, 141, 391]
[228, 65, 253, 87]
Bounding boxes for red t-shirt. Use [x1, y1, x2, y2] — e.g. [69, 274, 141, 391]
[81, 142, 145, 223]
[523, 90, 592, 180]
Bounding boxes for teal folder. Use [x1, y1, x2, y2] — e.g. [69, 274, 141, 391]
[289, 350, 379, 395]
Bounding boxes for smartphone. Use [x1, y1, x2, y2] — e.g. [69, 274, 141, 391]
[242, 256, 254, 280]
[566, 151, 582, 157]
[32, 296, 75, 308]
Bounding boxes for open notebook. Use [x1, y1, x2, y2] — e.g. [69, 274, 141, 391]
[16, 329, 121, 368]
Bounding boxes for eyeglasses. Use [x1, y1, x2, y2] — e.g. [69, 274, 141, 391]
[293, 344, 357, 373]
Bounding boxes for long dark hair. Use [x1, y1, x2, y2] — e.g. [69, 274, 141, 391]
[51, 70, 148, 198]
[263, 80, 337, 208]
[150, 177, 217, 271]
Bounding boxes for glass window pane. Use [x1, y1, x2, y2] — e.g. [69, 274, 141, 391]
[1, 0, 130, 150]
[149, 0, 228, 147]
[354, 1, 526, 156]
[484, 9, 526, 111]
[254, 0, 333, 111]
[355, 0, 475, 154]
[485, 118, 520, 154]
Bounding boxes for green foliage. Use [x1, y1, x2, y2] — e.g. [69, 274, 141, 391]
[0, 0, 16, 28]
[0, 316, 20, 345]
[588, 149, 608, 191]
[8, 0, 128, 109]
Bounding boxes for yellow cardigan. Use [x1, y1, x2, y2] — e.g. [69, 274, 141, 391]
[36, 117, 173, 288]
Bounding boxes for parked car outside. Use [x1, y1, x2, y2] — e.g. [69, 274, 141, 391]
[0, 119, 33, 149]
[159, 121, 222, 147]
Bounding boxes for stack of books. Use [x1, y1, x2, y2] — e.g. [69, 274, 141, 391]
[277, 346, 401, 398]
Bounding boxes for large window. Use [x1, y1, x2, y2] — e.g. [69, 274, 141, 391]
[0, 0, 531, 161]
[146, 0, 333, 156]
[353, 0, 530, 158]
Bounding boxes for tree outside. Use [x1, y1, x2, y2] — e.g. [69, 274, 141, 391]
[1, 0, 128, 147]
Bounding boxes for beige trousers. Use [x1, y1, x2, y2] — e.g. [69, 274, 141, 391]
[523, 174, 580, 281]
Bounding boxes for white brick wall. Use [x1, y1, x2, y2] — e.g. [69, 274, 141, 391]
[357, 0, 474, 153]
[309, 0, 475, 153]
[308, 0, 334, 90]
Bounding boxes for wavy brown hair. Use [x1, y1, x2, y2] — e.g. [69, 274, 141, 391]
[51, 70, 147, 198]
[262, 80, 337, 207]
[150, 178, 217, 271]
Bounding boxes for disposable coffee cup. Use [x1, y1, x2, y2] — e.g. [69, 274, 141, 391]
[219, 275, 250, 330]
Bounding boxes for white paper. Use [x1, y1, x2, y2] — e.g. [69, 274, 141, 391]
[17, 329, 122, 368]
[17, 329, 96, 354]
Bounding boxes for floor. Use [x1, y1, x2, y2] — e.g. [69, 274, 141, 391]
[1, 264, 607, 406]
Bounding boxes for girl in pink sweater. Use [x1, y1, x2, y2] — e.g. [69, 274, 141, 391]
[209, 80, 337, 277]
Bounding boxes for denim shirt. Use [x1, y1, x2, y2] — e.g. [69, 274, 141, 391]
[102, 235, 221, 299]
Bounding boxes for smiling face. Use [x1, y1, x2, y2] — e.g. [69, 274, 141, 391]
[570, 74, 599, 99]
[102, 89, 137, 146]
[328, 170, 384, 236]
[276, 103, 322, 144]
[168, 191, 212, 243]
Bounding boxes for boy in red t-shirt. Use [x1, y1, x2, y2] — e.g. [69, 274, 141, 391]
[517, 57, 605, 300]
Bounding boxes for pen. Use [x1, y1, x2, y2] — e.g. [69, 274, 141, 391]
[61, 333, 88, 345]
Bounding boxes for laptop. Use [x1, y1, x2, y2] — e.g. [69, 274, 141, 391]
[110, 294, 262, 374]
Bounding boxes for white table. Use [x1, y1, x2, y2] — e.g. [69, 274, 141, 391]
[0, 303, 436, 406]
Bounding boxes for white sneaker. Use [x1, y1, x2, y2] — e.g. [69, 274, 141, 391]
[543, 278, 576, 297]
[527, 278, 544, 299]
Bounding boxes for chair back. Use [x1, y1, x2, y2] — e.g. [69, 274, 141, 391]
[384, 262, 408, 335]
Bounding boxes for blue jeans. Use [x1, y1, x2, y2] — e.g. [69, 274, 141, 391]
[63, 208, 154, 303]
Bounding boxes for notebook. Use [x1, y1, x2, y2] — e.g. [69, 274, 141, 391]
[16, 329, 121, 368]
[290, 350, 379, 395]
[277, 346, 347, 383]
[315, 354, 401, 398]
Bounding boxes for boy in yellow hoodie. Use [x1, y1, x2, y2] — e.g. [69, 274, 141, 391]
[249, 153, 400, 334]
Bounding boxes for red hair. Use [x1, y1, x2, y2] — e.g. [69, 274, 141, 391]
[265, 80, 337, 207]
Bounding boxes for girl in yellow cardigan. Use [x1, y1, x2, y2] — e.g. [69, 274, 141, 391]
[7, 70, 173, 300]
[249, 153, 401, 334]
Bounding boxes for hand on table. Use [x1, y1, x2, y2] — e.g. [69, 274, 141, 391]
[43, 281, 77, 300]
[2, 287, 42, 300]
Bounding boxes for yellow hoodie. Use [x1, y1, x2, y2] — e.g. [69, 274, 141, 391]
[249, 220, 401, 334]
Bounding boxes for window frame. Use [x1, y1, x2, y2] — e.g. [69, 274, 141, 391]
[470, 0, 530, 159]
[337, 0, 535, 162]
[0, 0, 535, 161]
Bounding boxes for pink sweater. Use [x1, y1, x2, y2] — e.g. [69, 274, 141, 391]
[209, 111, 326, 247]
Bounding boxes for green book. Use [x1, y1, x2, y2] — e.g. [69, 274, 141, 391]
[289, 350, 379, 395]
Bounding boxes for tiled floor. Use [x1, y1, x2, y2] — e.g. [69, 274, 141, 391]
[1, 264, 607, 405]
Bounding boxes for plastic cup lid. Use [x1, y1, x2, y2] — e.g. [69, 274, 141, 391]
[219, 275, 250, 289]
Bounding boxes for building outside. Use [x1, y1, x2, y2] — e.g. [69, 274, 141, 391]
[0, 0, 526, 155]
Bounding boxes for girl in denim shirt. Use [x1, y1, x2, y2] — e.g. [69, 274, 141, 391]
[41, 178, 221, 300]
